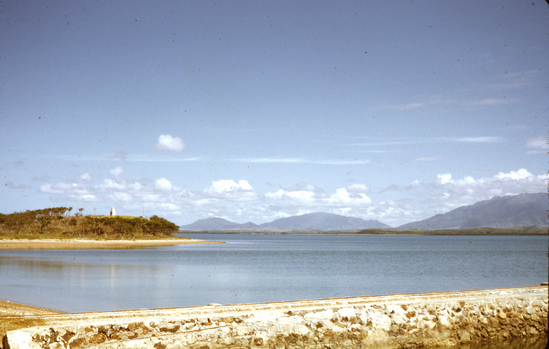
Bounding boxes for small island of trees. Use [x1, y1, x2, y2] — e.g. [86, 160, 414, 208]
[0, 207, 180, 240]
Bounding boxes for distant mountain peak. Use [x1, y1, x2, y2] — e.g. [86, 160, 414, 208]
[180, 217, 258, 231]
[398, 193, 548, 230]
[181, 212, 389, 231]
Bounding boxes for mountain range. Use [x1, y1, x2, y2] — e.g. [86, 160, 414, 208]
[180, 212, 389, 231]
[180, 193, 548, 231]
[398, 192, 548, 230]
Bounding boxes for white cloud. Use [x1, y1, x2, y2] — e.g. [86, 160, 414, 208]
[348, 139, 415, 147]
[412, 156, 440, 162]
[434, 168, 545, 190]
[266, 189, 316, 202]
[206, 179, 253, 194]
[127, 156, 201, 162]
[76, 172, 92, 183]
[155, 134, 186, 152]
[39, 184, 64, 194]
[99, 178, 126, 191]
[109, 166, 125, 181]
[479, 70, 537, 91]
[40, 181, 99, 202]
[482, 81, 530, 91]
[40, 182, 75, 194]
[159, 203, 179, 211]
[155, 178, 173, 192]
[348, 136, 501, 151]
[233, 158, 369, 165]
[379, 94, 517, 112]
[384, 102, 425, 110]
[236, 157, 304, 164]
[347, 183, 369, 193]
[447, 137, 500, 143]
[140, 194, 162, 202]
[329, 188, 371, 205]
[437, 173, 453, 184]
[526, 136, 548, 154]
[471, 98, 514, 106]
[110, 192, 133, 202]
[403, 102, 425, 109]
[265, 184, 371, 208]
[495, 169, 533, 180]
[69, 194, 99, 202]
[315, 159, 370, 165]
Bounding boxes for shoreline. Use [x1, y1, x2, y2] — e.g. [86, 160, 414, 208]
[0, 238, 220, 250]
[180, 229, 548, 236]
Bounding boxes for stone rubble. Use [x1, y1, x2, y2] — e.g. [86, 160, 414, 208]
[4, 286, 548, 349]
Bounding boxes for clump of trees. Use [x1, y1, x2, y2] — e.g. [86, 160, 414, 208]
[0, 207, 179, 239]
[82, 215, 179, 238]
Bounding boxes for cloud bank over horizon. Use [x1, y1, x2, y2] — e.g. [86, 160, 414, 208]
[35, 165, 547, 227]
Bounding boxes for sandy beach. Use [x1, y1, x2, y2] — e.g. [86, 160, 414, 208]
[0, 238, 219, 250]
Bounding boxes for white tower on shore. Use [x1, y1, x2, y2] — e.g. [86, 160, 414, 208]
[110, 207, 116, 216]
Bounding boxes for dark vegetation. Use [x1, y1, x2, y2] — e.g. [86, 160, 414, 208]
[0, 207, 180, 240]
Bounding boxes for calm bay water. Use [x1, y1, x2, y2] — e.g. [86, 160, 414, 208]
[1, 234, 547, 348]
[0, 234, 546, 313]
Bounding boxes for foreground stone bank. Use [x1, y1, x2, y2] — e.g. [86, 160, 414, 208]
[4, 286, 548, 349]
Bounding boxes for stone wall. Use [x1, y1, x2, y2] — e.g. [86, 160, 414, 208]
[4, 286, 548, 349]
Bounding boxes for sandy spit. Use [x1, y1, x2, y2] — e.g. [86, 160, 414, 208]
[0, 238, 220, 250]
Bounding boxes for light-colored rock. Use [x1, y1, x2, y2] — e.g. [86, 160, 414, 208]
[304, 308, 334, 322]
[4, 286, 548, 349]
[337, 307, 356, 319]
[369, 311, 392, 331]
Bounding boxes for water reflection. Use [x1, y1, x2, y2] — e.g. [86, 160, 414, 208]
[0, 254, 174, 311]
[0, 235, 546, 314]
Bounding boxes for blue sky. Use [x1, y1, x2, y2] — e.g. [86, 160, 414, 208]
[2, 1, 547, 227]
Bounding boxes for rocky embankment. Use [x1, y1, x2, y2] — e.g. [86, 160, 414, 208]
[3, 286, 548, 349]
